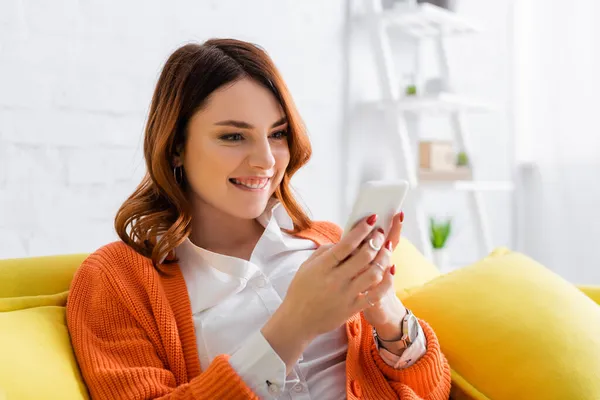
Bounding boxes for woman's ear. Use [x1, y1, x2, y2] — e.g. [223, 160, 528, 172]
[172, 155, 183, 168]
[172, 144, 185, 167]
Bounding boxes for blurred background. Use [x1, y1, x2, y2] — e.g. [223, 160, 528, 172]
[0, 0, 598, 284]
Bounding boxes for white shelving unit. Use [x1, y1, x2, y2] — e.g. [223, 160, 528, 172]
[361, 92, 494, 113]
[356, 3, 480, 37]
[351, 0, 513, 262]
[418, 180, 514, 192]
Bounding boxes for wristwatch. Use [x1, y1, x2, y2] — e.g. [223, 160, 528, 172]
[374, 308, 419, 349]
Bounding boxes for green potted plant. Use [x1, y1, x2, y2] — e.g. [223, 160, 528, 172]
[456, 151, 469, 167]
[403, 73, 417, 96]
[405, 84, 417, 96]
[430, 217, 452, 270]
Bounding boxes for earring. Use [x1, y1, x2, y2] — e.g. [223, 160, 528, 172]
[173, 166, 183, 184]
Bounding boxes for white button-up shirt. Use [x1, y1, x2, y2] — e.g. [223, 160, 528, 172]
[176, 198, 426, 399]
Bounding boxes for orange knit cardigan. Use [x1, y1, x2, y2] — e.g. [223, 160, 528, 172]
[66, 221, 451, 399]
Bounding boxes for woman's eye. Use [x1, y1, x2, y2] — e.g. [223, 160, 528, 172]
[271, 130, 288, 140]
[220, 133, 244, 142]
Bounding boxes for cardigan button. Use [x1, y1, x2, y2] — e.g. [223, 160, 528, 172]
[350, 380, 362, 398]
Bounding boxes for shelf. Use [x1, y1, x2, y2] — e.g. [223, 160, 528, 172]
[419, 167, 472, 181]
[417, 180, 514, 192]
[359, 3, 480, 38]
[362, 93, 493, 114]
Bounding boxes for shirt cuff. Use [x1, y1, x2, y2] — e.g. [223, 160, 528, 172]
[228, 330, 287, 398]
[374, 320, 427, 369]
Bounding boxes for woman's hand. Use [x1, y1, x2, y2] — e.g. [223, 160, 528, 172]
[360, 212, 409, 340]
[276, 214, 391, 338]
[262, 213, 392, 372]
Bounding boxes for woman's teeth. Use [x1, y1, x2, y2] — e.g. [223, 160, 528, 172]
[230, 178, 269, 189]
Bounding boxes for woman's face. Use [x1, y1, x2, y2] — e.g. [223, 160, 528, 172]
[179, 78, 290, 220]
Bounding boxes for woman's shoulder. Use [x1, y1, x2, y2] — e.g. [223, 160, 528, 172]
[66, 241, 162, 336]
[86, 240, 150, 268]
[72, 241, 156, 291]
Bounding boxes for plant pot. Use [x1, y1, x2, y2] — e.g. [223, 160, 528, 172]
[432, 248, 449, 271]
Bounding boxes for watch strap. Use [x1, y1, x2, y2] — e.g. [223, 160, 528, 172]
[374, 308, 414, 346]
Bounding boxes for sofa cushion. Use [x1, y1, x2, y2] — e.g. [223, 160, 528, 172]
[0, 291, 69, 314]
[399, 247, 600, 400]
[391, 238, 441, 293]
[0, 306, 89, 399]
[0, 291, 69, 312]
[578, 285, 600, 305]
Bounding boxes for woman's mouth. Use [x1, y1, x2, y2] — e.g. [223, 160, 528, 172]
[229, 177, 270, 191]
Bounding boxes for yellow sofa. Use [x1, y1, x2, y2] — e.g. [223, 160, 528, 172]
[1, 241, 599, 400]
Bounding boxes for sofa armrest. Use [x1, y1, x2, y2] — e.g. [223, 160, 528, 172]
[577, 285, 600, 305]
[0, 254, 87, 298]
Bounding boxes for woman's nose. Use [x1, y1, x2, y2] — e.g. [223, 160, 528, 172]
[248, 138, 276, 170]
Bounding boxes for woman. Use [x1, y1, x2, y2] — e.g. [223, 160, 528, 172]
[67, 38, 451, 400]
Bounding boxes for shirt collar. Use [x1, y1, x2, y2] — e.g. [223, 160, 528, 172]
[255, 196, 294, 231]
[176, 197, 294, 278]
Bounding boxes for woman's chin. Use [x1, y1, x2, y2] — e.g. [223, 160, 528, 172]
[229, 199, 270, 220]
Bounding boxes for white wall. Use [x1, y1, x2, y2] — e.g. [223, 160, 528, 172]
[0, 0, 346, 258]
[0, 0, 515, 266]
[513, 0, 600, 284]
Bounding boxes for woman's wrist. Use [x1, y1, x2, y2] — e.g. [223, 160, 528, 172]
[373, 304, 408, 356]
[373, 302, 407, 340]
[378, 337, 407, 357]
[261, 305, 315, 373]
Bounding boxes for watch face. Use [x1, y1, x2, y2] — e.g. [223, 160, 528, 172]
[408, 315, 419, 342]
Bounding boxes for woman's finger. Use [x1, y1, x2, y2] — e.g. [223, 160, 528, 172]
[386, 212, 404, 250]
[335, 228, 386, 281]
[344, 233, 393, 293]
[317, 215, 377, 268]
[351, 228, 393, 280]
[354, 265, 394, 310]
[345, 235, 392, 295]
[312, 244, 333, 258]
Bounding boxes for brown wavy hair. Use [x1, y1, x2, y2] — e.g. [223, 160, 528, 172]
[115, 39, 313, 266]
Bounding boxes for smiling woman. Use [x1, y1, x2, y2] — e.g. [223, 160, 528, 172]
[66, 38, 450, 400]
[173, 77, 296, 254]
[113, 40, 313, 265]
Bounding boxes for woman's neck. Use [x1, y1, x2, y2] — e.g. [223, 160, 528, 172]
[188, 200, 266, 260]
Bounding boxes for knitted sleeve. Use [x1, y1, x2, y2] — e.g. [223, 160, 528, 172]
[66, 259, 259, 400]
[365, 316, 452, 399]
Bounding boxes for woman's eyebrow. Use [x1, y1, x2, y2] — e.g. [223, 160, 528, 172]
[213, 116, 288, 129]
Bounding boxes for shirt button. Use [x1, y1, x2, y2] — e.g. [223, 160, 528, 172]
[268, 383, 281, 395]
[350, 380, 362, 397]
[292, 383, 306, 393]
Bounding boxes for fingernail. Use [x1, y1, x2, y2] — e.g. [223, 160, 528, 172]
[399, 211, 405, 223]
[390, 264, 396, 275]
[376, 227, 384, 234]
[367, 214, 377, 226]
[385, 240, 392, 251]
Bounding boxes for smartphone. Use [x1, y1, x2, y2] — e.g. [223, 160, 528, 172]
[342, 180, 409, 237]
